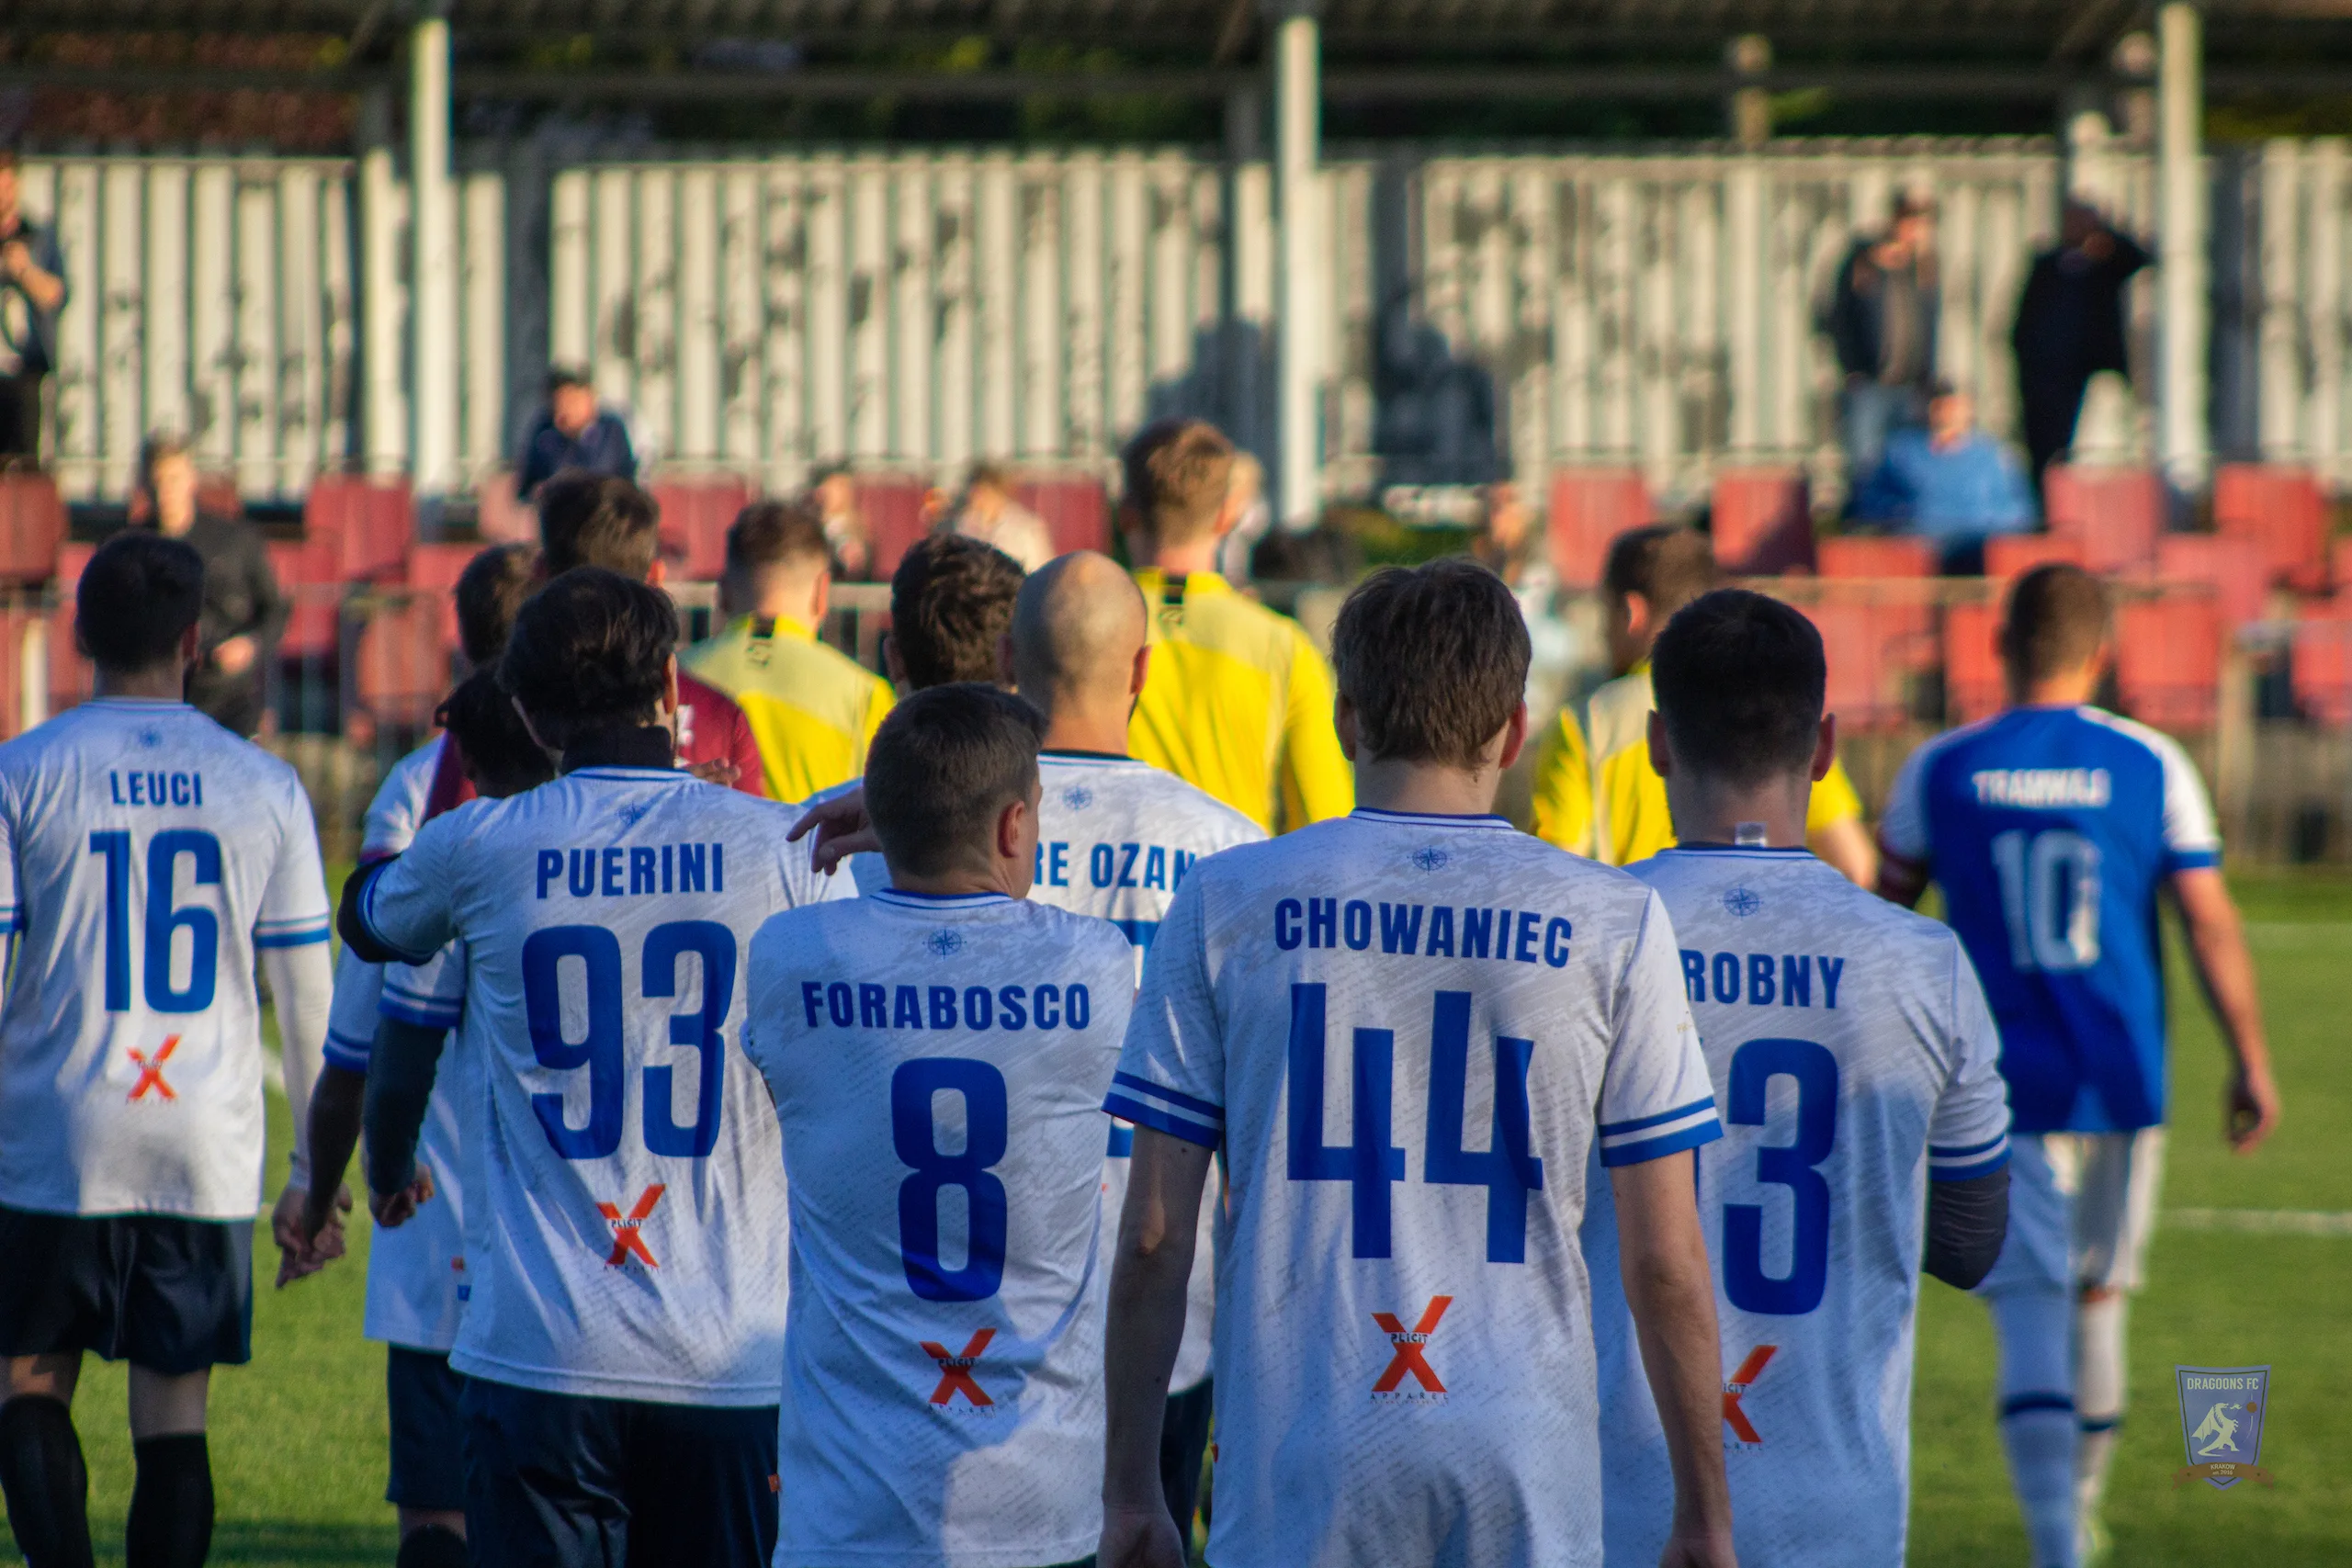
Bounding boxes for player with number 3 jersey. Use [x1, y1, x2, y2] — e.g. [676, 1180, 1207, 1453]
[748, 683, 1135, 1568]
[344, 570, 835, 1568]
[1583, 590, 2012, 1568]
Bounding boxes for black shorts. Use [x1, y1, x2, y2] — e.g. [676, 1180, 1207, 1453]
[461, 1376, 778, 1568]
[386, 1346, 470, 1511]
[0, 1205, 252, 1374]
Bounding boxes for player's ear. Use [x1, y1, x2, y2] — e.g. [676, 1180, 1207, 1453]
[1129, 640, 1150, 701]
[178, 620, 201, 666]
[1645, 708, 1673, 779]
[1333, 693, 1360, 762]
[647, 557, 668, 587]
[1812, 712, 1837, 783]
[1496, 700, 1529, 772]
[810, 565, 831, 623]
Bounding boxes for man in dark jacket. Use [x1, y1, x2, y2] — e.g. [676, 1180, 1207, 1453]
[2012, 200, 2151, 495]
[514, 367, 637, 499]
[1825, 191, 1940, 484]
[137, 434, 288, 737]
[0, 152, 68, 458]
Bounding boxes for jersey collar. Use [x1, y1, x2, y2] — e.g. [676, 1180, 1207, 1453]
[873, 887, 1014, 909]
[1132, 567, 1233, 604]
[1350, 806, 1515, 831]
[85, 696, 190, 709]
[741, 613, 816, 643]
[1657, 843, 1819, 858]
[1041, 749, 1145, 765]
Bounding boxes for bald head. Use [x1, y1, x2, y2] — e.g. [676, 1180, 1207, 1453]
[1011, 551, 1148, 728]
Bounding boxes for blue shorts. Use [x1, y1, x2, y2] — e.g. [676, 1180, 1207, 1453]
[461, 1377, 778, 1568]
[385, 1346, 469, 1511]
[0, 1205, 251, 1374]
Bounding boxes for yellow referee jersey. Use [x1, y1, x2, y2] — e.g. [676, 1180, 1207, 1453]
[683, 614, 895, 805]
[1127, 569, 1353, 834]
[1529, 663, 1863, 863]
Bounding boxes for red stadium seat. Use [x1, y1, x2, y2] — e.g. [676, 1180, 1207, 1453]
[266, 538, 343, 661]
[0, 471, 66, 585]
[351, 597, 455, 730]
[2291, 615, 2352, 727]
[2044, 465, 2162, 573]
[1546, 468, 1655, 589]
[1799, 592, 1934, 731]
[2153, 535, 2270, 629]
[857, 476, 936, 581]
[1013, 475, 1111, 557]
[408, 542, 480, 656]
[476, 469, 537, 545]
[1712, 468, 1814, 576]
[305, 475, 414, 583]
[650, 475, 754, 583]
[46, 541, 96, 718]
[1816, 536, 1936, 580]
[1984, 534, 2086, 581]
[1943, 600, 2005, 725]
[2115, 591, 2222, 730]
[2214, 463, 2327, 592]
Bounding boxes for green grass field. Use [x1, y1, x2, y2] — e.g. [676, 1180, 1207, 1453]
[5, 874, 2346, 1566]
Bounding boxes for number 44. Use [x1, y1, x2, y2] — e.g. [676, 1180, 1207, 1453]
[1286, 984, 1544, 1264]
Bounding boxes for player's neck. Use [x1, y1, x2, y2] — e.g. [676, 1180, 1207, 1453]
[2009, 674, 2098, 707]
[1663, 773, 1811, 851]
[1142, 536, 1221, 579]
[885, 858, 1023, 900]
[91, 663, 189, 703]
[1352, 756, 1499, 818]
[1036, 698, 1131, 758]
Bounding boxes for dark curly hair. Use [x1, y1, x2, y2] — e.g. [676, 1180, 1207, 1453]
[889, 534, 1024, 690]
[498, 568, 678, 749]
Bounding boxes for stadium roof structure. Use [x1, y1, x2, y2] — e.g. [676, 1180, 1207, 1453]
[10, 1, 2352, 102]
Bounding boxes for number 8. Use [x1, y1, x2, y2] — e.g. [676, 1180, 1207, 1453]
[891, 1057, 1010, 1303]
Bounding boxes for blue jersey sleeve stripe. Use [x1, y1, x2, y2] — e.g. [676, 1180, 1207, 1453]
[1599, 1117, 1724, 1168]
[254, 926, 331, 949]
[1929, 1149, 2011, 1182]
[1599, 1094, 1718, 1136]
[379, 996, 461, 1029]
[2163, 848, 2222, 873]
[1111, 1070, 1224, 1122]
[1929, 1132, 2010, 1159]
[322, 1031, 374, 1072]
[1101, 1095, 1222, 1149]
[254, 910, 331, 931]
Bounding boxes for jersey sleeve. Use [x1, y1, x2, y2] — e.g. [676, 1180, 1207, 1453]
[1106, 874, 1225, 1149]
[1927, 938, 2014, 1182]
[2151, 731, 2222, 872]
[1876, 738, 1935, 867]
[1276, 626, 1354, 831]
[356, 811, 465, 965]
[325, 948, 385, 1072]
[0, 769, 21, 943]
[380, 942, 468, 1032]
[1596, 890, 1723, 1166]
[1805, 754, 1865, 832]
[254, 776, 333, 951]
[1528, 705, 1594, 856]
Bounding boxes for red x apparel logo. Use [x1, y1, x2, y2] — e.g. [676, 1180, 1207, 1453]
[127, 1036, 181, 1101]
[598, 1185, 666, 1268]
[1372, 1296, 1453, 1394]
[922, 1329, 996, 1407]
[1723, 1345, 1778, 1445]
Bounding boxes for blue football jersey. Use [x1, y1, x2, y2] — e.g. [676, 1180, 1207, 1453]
[1879, 705, 2221, 1133]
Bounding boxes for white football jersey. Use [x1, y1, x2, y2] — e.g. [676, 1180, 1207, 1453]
[1113, 807, 1721, 1568]
[356, 765, 835, 1404]
[744, 888, 1135, 1568]
[0, 699, 332, 1218]
[1583, 847, 2013, 1568]
[1032, 750, 1262, 1393]
[361, 737, 442, 860]
[328, 945, 472, 1351]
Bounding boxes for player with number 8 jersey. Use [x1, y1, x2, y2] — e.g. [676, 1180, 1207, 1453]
[344, 569, 838, 1567]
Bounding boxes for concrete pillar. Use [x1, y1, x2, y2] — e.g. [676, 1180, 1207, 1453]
[410, 13, 458, 500]
[1727, 35, 1772, 149]
[1268, 0, 1321, 528]
[2158, 3, 2209, 492]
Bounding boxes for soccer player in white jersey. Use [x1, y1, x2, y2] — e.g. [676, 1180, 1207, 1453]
[1009, 552, 1262, 1539]
[1878, 565, 2278, 1568]
[1581, 588, 2013, 1568]
[1100, 559, 1736, 1568]
[341, 568, 833, 1567]
[745, 682, 1136, 1568]
[0, 533, 336, 1568]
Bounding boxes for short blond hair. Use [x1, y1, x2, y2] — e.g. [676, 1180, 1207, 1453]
[1122, 419, 1235, 547]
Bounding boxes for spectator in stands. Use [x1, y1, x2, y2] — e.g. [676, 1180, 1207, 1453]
[943, 459, 1054, 572]
[1216, 449, 1271, 582]
[135, 432, 285, 737]
[534, 471, 765, 794]
[514, 367, 637, 500]
[1825, 189, 1939, 481]
[1852, 381, 2036, 567]
[684, 499, 894, 804]
[2013, 199, 2152, 496]
[0, 152, 67, 459]
[808, 462, 872, 579]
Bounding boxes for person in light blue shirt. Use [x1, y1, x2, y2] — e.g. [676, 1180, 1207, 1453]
[1852, 382, 2036, 556]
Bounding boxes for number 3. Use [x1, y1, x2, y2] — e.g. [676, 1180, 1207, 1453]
[521, 920, 733, 1160]
[1722, 1037, 1838, 1316]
